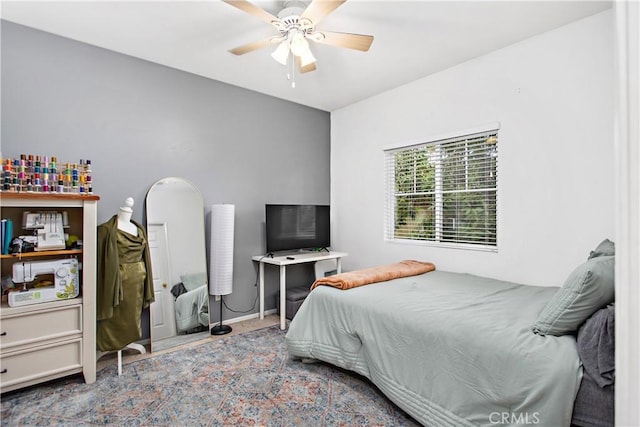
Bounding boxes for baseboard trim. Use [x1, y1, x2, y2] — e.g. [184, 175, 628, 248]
[224, 309, 278, 325]
[138, 310, 277, 352]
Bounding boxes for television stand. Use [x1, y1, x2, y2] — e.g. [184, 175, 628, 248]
[252, 251, 348, 330]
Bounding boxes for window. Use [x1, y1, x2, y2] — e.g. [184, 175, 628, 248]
[384, 130, 498, 250]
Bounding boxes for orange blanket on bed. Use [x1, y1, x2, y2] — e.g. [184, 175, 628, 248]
[310, 260, 436, 291]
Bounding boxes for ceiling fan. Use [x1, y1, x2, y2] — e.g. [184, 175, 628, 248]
[222, 0, 374, 86]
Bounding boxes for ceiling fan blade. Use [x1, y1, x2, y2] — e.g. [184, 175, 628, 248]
[229, 37, 275, 55]
[296, 57, 317, 74]
[222, 0, 281, 26]
[301, 0, 347, 25]
[315, 31, 374, 52]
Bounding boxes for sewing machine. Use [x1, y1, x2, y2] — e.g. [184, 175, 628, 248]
[8, 259, 79, 307]
[22, 211, 67, 251]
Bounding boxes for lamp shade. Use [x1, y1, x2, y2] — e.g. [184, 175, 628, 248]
[299, 48, 316, 67]
[289, 31, 308, 56]
[271, 40, 290, 65]
[209, 204, 235, 296]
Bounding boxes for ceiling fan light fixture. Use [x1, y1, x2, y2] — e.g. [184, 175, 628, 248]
[224, 0, 375, 86]
[271, 40, 290, 65]
[289, 31, 309, 56]
[299, 48, 316, 67]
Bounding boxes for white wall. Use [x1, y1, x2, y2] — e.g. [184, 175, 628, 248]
[331, 10, 614, 287]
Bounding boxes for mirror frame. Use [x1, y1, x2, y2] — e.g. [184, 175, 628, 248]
[145, 177, 209, 351]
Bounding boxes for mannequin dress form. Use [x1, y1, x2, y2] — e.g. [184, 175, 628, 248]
[97, 197, 154, 375]
[117, 197, 138, 237]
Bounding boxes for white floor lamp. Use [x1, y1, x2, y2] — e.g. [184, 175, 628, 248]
[209, 204, 235, 335]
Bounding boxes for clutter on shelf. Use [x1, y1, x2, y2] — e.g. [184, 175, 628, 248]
[1, 154, 92, 194]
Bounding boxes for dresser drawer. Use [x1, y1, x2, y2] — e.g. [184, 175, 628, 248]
[0, 338, 82, 390]
[0, 305, 82, 350]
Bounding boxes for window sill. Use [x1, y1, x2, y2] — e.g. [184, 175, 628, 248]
[385, 238, 498, 253]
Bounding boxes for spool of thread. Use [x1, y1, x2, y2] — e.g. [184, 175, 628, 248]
[0, 155, 95, 193]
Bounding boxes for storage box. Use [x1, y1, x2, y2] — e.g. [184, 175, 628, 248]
[278, 285, 310, 320]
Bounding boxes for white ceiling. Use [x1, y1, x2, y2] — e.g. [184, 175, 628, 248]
[1, 0, 611, 112]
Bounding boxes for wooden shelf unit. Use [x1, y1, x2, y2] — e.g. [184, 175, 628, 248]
[0, 192, 99, 392]
[0, 249, 83, 260]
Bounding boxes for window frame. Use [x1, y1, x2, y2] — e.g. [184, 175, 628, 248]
[384, 127, 499, 252]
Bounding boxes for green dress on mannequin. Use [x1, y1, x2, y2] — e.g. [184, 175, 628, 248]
[96, 199, 154, 352]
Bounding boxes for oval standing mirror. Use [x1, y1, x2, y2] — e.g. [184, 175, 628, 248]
[146, 177, 209, 352]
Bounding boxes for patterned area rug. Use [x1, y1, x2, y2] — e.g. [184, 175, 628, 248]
[1, 325, 418, 426]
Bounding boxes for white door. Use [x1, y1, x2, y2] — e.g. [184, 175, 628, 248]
[147, 223, 176, 346]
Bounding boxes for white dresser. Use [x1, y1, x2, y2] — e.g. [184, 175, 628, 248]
[0, 193, 98, 392]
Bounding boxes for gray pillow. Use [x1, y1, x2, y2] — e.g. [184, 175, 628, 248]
[180, 272, 208, 292]
[532, 256, 615, 336]
[588, 239, 615, 259]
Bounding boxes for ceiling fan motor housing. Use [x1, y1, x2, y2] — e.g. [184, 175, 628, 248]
[281, 0, 309, 13]
[277, 1, 313, 33]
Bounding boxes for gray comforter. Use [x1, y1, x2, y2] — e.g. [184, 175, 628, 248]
[286, 271, 582, 426]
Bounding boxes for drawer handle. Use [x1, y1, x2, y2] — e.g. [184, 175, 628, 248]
[0, 332, 6, 336]
[1, 369, 6, 374]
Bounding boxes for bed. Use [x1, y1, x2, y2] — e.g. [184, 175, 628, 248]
[174, 285, 209, 332]
[285, 242, 615, 427]
[171, 272, 210, 333]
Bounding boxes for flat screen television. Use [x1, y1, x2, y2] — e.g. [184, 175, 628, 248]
[265, 204, 330, 254]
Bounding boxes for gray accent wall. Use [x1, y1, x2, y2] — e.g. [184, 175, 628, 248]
[1, 21, 330, 329]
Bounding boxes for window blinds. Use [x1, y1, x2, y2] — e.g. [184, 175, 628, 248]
[384, 130, 498, 249]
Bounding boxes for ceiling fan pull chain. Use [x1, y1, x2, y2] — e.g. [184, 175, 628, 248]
[290, 50, 296, 88]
